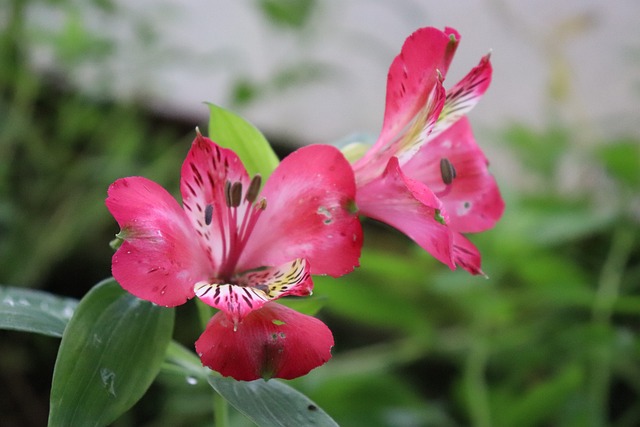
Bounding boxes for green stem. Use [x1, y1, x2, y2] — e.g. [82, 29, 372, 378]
[195, 300, 230, 427]
[214, 391, 230, 427]
[589, 226, 634, 427]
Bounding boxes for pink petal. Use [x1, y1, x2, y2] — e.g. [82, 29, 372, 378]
[441, 27, 462, 76]
[239, 145, 362, 277]
[180, 134, 251, 272]
[356, 157, 456, 270]
[355, 27, 455, 175]
[452, 232, 485, 276]
[430, 54, 492, 138]
[106, 177, 210, 306]
[194, 258, 312, 324]
[196, 302, 334, 381]
[379, 27, 458, 143]
[404, 117, 505, 233]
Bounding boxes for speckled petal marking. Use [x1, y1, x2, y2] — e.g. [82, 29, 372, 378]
[194, 258, 312, 324]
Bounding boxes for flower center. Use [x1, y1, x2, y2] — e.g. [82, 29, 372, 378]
[207, 174, 266, 281]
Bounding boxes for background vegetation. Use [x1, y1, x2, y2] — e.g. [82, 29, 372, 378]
[1, 0, 638, 426]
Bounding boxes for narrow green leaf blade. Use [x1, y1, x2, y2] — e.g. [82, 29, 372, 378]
[0, 285, 77, 337]
[208, 375, 338, 427]
[49, 279, 175, 427]
[207, 103, 280, 179]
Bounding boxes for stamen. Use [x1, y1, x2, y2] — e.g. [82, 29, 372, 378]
[224, 180, 232, 207]
[440, 158, 457, 185]
[229, 182, 243, 207]
[245, 175, 262, 203]
[224, 180, 243, 208]
[204, 204, 213, 225]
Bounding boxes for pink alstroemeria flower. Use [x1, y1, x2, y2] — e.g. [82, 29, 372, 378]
[106, 132, 362, 380]
[352, 26, 504, 275]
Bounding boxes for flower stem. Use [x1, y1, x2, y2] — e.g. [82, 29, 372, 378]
[214, 391, 230, 427]
[588, 225, 634, 426]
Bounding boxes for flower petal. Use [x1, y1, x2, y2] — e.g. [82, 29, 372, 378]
[452, 232, 485, 276]
[180, 134, 251, 272]
[194, 258, 312, 323]
[356, 157, 456, 270]
[355, 27, 456, 176]
[430, 54, 492, 138]
[441, 27, 462, 76]
[196, 302, 334, 381]
[240, 145, 362, 277]
[106, 177, 210, 306]
[404, 117, 505, 233]
[379, 27, 458, 144]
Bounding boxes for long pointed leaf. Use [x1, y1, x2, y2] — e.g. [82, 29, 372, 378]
[0, 285, 77, 337]
[208, 375, 339, 427]
[48, 279, 174, 427]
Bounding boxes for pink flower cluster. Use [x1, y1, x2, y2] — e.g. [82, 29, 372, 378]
[106, 27, 503, 381]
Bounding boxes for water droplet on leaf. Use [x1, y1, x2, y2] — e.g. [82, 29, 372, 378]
[100, 368, 117, 397]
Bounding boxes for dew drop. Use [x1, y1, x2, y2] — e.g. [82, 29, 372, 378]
[17, 298, 30, 307]
[2, 297, 15, 307]
[93, 333, 103, 346]
[100, 368, 117, 397]
[317, 206, 333, 225]
[62, 305, 75, 318]
[186, 376, 198, 385]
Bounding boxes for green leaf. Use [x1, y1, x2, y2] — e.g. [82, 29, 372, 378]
[258, 0, 316, 29]
[208, 375, 338, 427]
[0, 285, 77, 337]
[207, 103, 280, 179]
[48, 279, 175, 427]
[163, 341, 210, 381]
[495, 365, 583, 427]
[596, 138, 640, 188]
[277, 295, 328, 316]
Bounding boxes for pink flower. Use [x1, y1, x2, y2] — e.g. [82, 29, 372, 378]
[106, 132, 362, 380]
[352, 27, 504, 275]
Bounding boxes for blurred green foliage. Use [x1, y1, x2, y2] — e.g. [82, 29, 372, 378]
[0, 0, 191, 287]
[1, 0, 639, 426]
[257, 0, 317, 29]
[297, 123, 640, 427]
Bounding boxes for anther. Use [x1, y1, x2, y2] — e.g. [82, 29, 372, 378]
[224, 181, 232, 207]
[229, 182, 243, 207]
[245, 175, 262, 203]
[204, 204, 213, 225]
[440, 158, 457, 185]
